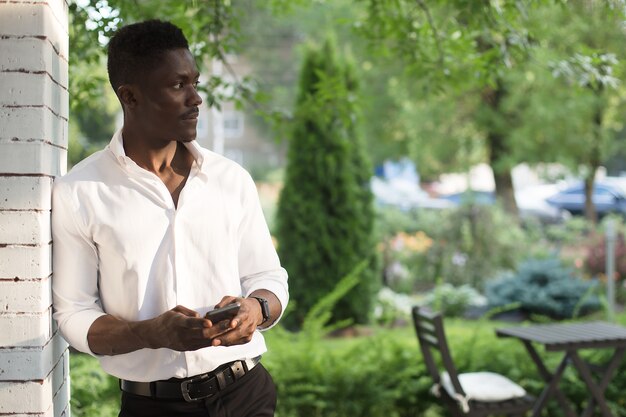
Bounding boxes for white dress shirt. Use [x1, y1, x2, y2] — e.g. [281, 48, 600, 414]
[51, 129, 288, 382]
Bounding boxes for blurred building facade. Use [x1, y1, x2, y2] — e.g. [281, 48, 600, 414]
[196, 54, 286, 179]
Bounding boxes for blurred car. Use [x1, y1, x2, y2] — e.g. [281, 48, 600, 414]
[545, 178, 626, 216]
[440, 190, 494, 206]
[371, 177, 455, 211]
[515, 184, 571, 224]
[441, 184, 570, 224]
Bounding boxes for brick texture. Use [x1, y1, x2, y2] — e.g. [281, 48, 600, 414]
[0, 1, 70, 416]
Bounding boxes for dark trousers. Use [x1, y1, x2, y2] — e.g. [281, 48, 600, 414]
[118, 364, 277, 417]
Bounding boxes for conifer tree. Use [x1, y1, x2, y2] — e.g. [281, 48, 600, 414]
[276, 40, 377, 328]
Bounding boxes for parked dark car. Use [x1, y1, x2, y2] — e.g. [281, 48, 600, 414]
[441, 185, 570, 224]
[545, 179, 626, 216]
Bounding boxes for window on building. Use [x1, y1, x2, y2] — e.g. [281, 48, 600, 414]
[223, 111, 244, 139]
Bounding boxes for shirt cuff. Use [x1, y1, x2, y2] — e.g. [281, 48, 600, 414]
[57, 309, 108, 357]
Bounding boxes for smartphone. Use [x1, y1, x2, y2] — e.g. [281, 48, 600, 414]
[205, 302, 241, 323]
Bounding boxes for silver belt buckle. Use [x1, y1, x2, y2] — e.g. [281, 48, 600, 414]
[180, 373, 211, 402]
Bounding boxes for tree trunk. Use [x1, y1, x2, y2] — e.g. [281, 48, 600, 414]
[492, 157, 517, 215]
[584, 93, 604, 224]
[583, 171, 597, 223]
[482, 82, 519, 220]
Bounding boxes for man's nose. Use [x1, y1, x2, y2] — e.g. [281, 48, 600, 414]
[188, 86, 203, 107]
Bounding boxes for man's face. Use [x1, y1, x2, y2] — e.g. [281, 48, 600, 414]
[133, 48, 202, 143]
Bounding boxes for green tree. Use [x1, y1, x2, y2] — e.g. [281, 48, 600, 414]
[358, 1, 626, 220]
[505, 1, 626, 223]
[359, 0, 550, 218]
[276, 40, 377, 328]
[387, 83, 486, 181]
[236, 0, 416, 166]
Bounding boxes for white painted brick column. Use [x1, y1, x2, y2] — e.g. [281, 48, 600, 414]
[0, 1, 70, 416]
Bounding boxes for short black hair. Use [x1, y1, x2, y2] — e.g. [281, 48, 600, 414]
[107, 19, 189, 94]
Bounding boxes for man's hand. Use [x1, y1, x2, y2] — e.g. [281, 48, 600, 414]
[87, 292, 281, 355]
[209, 290, 281, 347]
[146, 305, 233, 351]
[207, 296, 261, 347]
[87, 305, 233, 355]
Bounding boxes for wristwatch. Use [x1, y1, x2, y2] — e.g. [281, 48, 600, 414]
[250, 296, 270, 325]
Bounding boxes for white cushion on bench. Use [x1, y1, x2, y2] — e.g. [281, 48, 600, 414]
[441, 371, 527, 402]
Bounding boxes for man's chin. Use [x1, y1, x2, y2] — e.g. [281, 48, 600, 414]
[178, 128, 197, 142]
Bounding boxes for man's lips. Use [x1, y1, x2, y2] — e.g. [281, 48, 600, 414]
[181, 108, 199, 120]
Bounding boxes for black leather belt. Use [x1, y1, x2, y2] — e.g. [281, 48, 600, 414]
[120, 356, 261, 402]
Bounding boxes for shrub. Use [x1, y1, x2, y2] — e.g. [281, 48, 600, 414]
[267, 265, 428, 417]
[423, 283, 486, 318]
[276, 39, 378, 328]
[267, 328, 427, 417]
[486, 257, 602, 319]
[69, 353, 119, 417]
[373, 287, 416, 326]
[584, 231, 626, 281]
[379, 204, 540, 292]
[544, 215, 594, 247]
[68, 315, 626, 417]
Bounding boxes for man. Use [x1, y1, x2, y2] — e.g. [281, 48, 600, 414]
[52, 20, 288, 417]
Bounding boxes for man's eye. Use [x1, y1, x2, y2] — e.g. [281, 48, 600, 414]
[193, 81, 200, 89]
[174, 82, 184, 89]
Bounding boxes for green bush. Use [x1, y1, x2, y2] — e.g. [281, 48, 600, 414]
[379, 204, 542, 292]
[265, 265, 429, 417]
[373, 287, 416, 326]
[69, 353, 119, 417]
[66, 264, 624, 417]
[584, 231, 626, 281]
[69, 315, 626, 417]
[486, 257, 602, 319]
[423, 283, 486, 317]
[544, 215, 595, 247]
[266, 328, 427, 417]
[276, 39, 378, 328]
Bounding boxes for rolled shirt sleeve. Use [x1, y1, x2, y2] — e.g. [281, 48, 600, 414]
[237, 173, 288, 329]
[51, 181, 107, 356]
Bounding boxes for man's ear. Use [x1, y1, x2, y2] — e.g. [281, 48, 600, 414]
[117, 85, 140, 109]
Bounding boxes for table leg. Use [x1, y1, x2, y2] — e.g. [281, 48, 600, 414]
[522, 341, 577, 417]
[575, 348, 625, 417]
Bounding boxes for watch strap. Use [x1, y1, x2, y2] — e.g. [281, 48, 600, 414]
[250, 296, 270, 325]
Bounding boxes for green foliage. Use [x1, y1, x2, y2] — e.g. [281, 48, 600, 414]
[585, 231, 626, 282]
[68, 0, 255, 165]
[381, 204, 536, 292]
[359, 0, 536, 88]
[266, 274, 427, 417]
[237, 0, 415, 165]
[276, 39, 378, 328]
[69, 0, 245, 108]
[373, 287, 416, 327]
[544, 215, 594, 247]
[427, 204, 529, 289]
[424, 283, 485, 318]
[402, 91, 486, 181]
[69, 353, 119, 417]
[486, 257, 602, 319]
[300, 260, 365, 336]
[267, 329, 425, 417]
[69, 313, 626, 417]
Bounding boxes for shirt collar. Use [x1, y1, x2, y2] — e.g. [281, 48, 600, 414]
[108, 128, 206, 170]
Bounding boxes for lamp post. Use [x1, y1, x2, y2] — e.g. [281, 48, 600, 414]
[606, 219, 617, 322]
